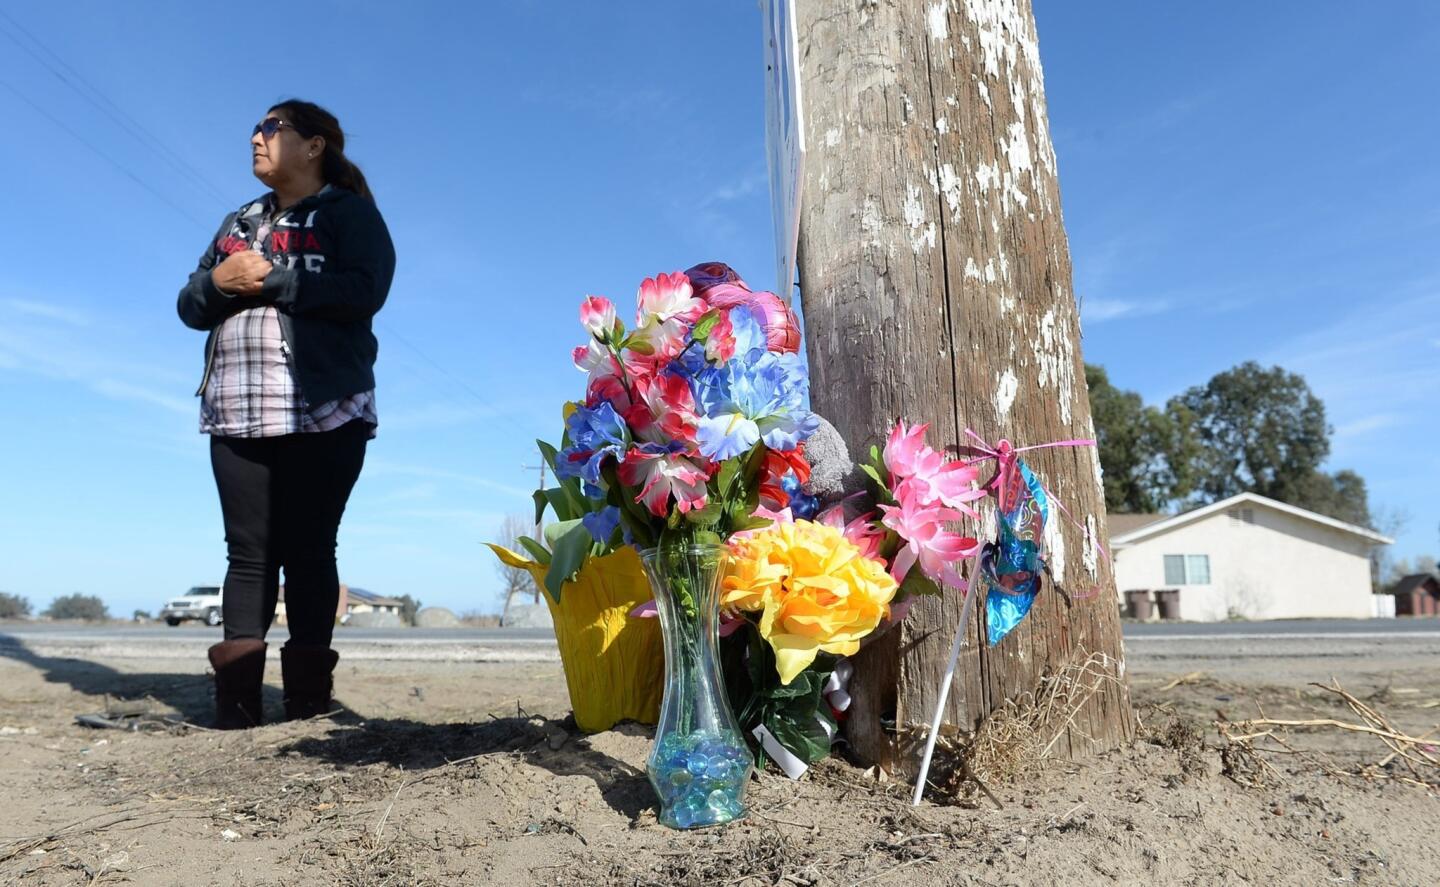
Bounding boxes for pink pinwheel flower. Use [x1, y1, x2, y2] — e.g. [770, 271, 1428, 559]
[618, 446, 710, 517]
[817, 504, 886, 561]
[878, 490, 979, 589]
[579, 295, 620, 342]
[884, 421, 984, 515]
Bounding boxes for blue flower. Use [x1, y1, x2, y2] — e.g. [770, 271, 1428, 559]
[781, 473, 820, 520]
[555, 402, 628, 487]
[582, 506, 621, 544]
[729, 306, 766, 358]
[691, 350, 820, 461]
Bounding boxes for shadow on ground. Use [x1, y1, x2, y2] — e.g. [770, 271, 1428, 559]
[0, 631, 281, 724]
[283, 715, 656, 819]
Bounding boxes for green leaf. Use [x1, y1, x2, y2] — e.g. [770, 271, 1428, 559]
[532, 489, 550, 526]
[859, 463, 886, 490]
[714, 457, 742, 498]
[691, 310, 721, 341]
[537, 439, 562, 474]
[516, 535, 552, 566]
[684, 502, 724, 526]
[732, 514, 774, 532]
[897, 567, 943, 599]
[544, 487, 578, 522]
[542, 519, 591, 603]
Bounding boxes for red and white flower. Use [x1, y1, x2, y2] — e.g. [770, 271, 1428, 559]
[619, 447, 711, 517]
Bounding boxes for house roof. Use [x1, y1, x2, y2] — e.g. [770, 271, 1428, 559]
[1387, 573, 1440, 596]
[1110, 492, 1395, 547]
[1107, 513, 1167, 537]
[346, 587, 404, 606]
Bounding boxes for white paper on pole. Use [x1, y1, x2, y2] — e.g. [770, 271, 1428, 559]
[761, 0, 804, 303]
[752, 724, 808, 780]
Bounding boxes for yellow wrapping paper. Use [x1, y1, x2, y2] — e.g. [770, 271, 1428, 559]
[487, 544, 663, 733]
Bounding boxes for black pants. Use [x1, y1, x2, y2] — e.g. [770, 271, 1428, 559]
[210, 420, 368, 647]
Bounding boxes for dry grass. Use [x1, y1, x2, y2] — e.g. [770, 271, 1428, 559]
[1216, 679, 1440, 790]
[901, 649, 1125, 805]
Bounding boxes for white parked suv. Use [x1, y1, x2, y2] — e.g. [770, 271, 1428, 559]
[160, 586, 224, 626]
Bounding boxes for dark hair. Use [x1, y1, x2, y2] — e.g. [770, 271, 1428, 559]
[269, 99, 373, 201]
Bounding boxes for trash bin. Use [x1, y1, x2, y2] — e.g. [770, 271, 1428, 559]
[1123, 590, 1153, 621]
[1155, 589, 1181, 620]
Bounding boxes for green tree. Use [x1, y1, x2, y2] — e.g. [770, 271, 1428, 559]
[395, 595, 422, 627]
[1169, 362, 1331, 505]
[0, 592, 32, 620]
[43, 594, 110, 621]
[1085, 364, 1191, 512]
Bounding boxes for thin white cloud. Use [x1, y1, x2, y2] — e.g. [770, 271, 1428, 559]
[380, 402, 500, 433]
[0, 298, 90, 326]
[92, 379, 193, 415]
[0, 319, 190, 417]
[363, 459, 534, 499]
[1079, 297, 1171, 323]
[1333, 413, 1401, 439]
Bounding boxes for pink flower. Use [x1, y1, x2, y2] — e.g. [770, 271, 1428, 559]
[817, 504, 886, 561]
[579, 295, 619, 341]
[572, 339, 618, 377]
[703, 309, 736, 363]
[635, 272, 706, 326]
[878, 488, 979, 589]
[627, 374, 699, 446]
[618, 447, 710, 517]
[884, 421, 984, 515]
[702, 284, 801, 354]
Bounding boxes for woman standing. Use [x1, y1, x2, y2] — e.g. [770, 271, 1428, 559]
[177, 100, 395, 729]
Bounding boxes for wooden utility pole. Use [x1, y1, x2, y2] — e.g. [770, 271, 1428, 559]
[795, 0, 1133, 768]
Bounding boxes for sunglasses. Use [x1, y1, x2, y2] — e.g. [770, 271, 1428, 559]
[252, 118, 298, 139]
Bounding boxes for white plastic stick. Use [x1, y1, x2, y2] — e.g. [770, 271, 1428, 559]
[911, 555, 982, 806]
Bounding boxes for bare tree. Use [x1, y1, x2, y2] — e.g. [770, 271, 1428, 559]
[497, 513, 540, 625]
[1370, 505, 1411, 589]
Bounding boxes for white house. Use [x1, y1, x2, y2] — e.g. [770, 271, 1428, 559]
[1111, 492, 1392, 622]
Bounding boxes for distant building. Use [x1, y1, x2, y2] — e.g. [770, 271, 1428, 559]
[1383, 574, 1440, 617]
[274, 584, 400, 626]
[1110, 492, 1393, 622]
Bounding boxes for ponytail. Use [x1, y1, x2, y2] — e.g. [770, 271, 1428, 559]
[322, 149, 372, 202]
[269, 98, 375, 203]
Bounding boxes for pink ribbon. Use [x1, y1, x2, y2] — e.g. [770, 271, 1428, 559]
[961, 429, 1110, 565]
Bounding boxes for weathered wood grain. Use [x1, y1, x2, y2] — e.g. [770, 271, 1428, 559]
[795, 0, 1133, 768]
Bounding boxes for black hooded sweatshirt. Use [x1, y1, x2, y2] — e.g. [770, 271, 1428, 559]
[177, 187, 395, 406]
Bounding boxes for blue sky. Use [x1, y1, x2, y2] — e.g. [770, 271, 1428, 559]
[0, 2, 1435, 618]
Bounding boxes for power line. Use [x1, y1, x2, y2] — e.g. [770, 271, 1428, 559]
[0, 9, 234, 210]
[375, 318, 541, 442]
[0, 77, 215, 230]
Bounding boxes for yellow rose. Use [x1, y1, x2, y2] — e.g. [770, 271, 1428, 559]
[723, 521, 898, 685]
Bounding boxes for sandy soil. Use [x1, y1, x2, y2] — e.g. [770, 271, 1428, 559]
[1, 642, 1437, 886]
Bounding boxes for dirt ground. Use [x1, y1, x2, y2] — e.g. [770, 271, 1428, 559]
[1, 640, 1437, 886]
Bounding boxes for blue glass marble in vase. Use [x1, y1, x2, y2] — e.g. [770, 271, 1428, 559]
[639, 543, 753, 829]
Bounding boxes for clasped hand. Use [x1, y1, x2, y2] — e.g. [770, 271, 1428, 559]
[211, 251, 273, 297]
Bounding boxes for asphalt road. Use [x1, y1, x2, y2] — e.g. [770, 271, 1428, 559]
[2, 620, 1437, 669]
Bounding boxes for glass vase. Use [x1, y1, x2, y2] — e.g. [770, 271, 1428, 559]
[640, 543, 753, 829]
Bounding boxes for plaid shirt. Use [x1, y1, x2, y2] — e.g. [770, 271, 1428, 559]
[200, 189, 378, 438]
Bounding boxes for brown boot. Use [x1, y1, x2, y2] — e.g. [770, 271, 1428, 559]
[208, 639, 267, 730]
[280, 645, 340, 720]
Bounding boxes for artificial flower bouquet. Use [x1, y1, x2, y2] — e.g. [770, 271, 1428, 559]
[717, 421, 987, 774]
[519, 262, 815, 597]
